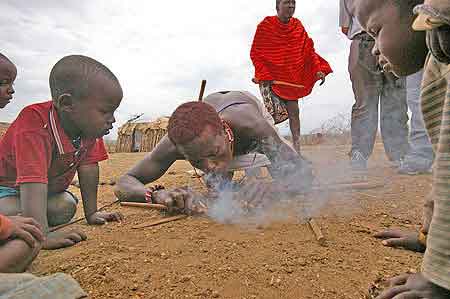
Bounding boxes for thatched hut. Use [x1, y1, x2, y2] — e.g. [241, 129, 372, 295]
[0, 122, 10, 139]
[115, 117, 169, 153]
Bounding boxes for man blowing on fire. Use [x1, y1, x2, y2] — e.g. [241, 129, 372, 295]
[115, 91, 313, 210]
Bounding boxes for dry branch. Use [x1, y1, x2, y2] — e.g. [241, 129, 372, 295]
[132, 215, 188, 229]
[120, 202, 168, 210]
[308, 218, 326, 245]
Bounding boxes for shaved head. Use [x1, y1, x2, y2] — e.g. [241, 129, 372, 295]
[0, 53, 12, 64]
[49, 55, 121, 102]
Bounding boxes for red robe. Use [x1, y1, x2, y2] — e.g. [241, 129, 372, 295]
[250, 16, 333, 100]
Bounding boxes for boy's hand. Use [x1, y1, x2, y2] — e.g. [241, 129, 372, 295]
[43, 230, 87, 250]
[427, 25, 450, 64]
[376, 273, 450, 299]
[9, 216, 45, 248]
[86, 211, 123, 225]
[374, 229, 426, 252]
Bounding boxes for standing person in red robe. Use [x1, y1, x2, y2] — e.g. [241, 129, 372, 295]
[251, 0, 332, 155]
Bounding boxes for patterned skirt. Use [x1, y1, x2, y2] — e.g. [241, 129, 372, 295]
[259, 83, 289, 124]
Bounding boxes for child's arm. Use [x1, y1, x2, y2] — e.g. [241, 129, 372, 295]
[77, 163, 123, 224]
[20, 183, 86, 249]
[0, 215, 43, 272]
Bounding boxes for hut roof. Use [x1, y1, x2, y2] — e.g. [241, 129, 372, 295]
[118, 117, 169, 136]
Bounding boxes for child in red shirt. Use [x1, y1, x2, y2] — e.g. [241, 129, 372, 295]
[0, 55, 124, 250]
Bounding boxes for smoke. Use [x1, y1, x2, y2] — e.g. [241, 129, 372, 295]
[200, 139, 347, 227]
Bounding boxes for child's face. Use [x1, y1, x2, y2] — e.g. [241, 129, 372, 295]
[65, 75, 123, 139]
[356, 0, 428, 76]
[0, 59, 17, 109]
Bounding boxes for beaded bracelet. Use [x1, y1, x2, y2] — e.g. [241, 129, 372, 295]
[145, 185, 165, 203]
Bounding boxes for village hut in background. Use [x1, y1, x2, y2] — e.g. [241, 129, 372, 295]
[0, 122, 10, 139]
[115, 117, 169, 153]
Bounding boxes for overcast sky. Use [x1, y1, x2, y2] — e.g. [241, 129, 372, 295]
[0, 0, 354, 138]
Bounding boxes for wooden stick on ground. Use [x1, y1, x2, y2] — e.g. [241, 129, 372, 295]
[308, 218, 326, 246]
[312, 181, 385, 192]
[198, 80, 207, 101]
[120, 202, 168, 210]
[132, 215, 188, 229]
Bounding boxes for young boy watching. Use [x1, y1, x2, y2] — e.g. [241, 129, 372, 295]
[0, 53, 16, 109]
[0, 55, 124, 250]
[356, 0, 450, 298]
[0, 53, 44, 272]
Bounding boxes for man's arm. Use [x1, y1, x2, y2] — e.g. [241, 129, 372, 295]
[237, 110, 313, 191]
[115, 135, 181, 202]
[339, 0, 351, 36]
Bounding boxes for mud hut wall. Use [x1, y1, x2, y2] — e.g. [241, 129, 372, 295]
[140, 129, 167, 152]
[115, 134, 133, 153]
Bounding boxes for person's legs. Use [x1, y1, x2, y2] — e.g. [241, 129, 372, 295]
[379, 74, 410, 163]
[0, 190, 78, 227]
[0, 239, 41, 273]
[348, 37, 383, 169]
[399, 69, 434, 174]
[284, 100, 301, 153]
[46, 191, 78, 227]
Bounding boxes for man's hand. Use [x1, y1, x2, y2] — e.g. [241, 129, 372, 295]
[153, 187, 194, 214]
[86, 211, 123, 225]
[252, 78, 273, 86]
[427, 25, 450, 64]
[374, 229, 426, 252]
[8, 216, 45, 248]
[316, 71, 326, 86]
[376, 273, 450, 299]
[43, 230, 87, 250]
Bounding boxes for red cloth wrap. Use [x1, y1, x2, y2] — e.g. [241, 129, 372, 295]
[250, 16, 333, 100]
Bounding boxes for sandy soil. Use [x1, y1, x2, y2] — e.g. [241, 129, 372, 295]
[32, 143, 430, 299]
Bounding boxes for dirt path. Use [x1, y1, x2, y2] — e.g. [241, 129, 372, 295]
[33, 144, 430, 298]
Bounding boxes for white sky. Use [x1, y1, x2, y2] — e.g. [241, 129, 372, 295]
[0, 0, 354, 138]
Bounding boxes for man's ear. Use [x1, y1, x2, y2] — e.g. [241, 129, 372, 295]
[55, 93, 75, 113]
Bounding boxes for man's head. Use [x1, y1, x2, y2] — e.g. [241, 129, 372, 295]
[0, 53, 17, 109]
[276, 0, 296, 23]
[168, 102, 233, 174]
[50, 55, 123, 139]
[356, 0, 428, 76]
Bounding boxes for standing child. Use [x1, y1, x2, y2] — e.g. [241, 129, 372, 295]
[0, 55, 124, 250]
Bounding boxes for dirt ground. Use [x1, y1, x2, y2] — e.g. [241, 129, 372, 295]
[32, 143, 431, 299]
